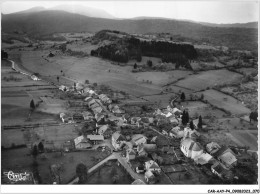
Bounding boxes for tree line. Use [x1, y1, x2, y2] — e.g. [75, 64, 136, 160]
[91, 35, 197, 69]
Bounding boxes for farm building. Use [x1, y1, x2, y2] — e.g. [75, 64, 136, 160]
[212, 146, 237, 169]
[180, 138, 203, 159]
[126, 148, 136, 161]
[74, 135, 92, 149]
[112, 132, 125, 151]
[145, 160, 161, 173]
[86, 135, 104, 145]
[210, 161, 233, 180]
[131, 134, 147, 146]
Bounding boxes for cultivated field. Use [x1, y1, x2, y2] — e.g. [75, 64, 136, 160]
[175, 70, 243, 91]
[201, 89, 251, 115]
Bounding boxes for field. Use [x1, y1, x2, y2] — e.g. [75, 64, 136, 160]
[1, 148, 110, 184]
[12, 51, 165, 96]
[177, 101, 226, 119]
[134, 70, 192, 86]
[236, 67, 256, 76]
[201, 89, 251, 115]
[37, 150, 110, 184]
[1, 59, 62, 126]
[87, 160, 133, 184]
[175, 70, 243, 91]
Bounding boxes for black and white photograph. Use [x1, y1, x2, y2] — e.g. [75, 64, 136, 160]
[0, 0, 259, 193]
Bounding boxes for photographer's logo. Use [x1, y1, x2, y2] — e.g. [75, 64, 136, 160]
[3, 171, 32, 183]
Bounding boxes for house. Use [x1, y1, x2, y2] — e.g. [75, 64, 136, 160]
[145, 160, 161, 173]
[98, 94, 112, 104]
[193, 153, 214, 165]
[212, 146, 237, 169]
[92, 106, 103, 115]
[168, 116, 179, 125]
[131, 134, 147, 146]
[130, 117, 141, 125]
[63, 140, 74, 152]
[74, 136, 92, 149]
[59, 85, 69, 92]
[126, 148, 136, 161]
[95, 113, 105, 123]
[31, 75, 40, 81]
[183, 127, 200, 140]
[84, 97, 92, 103]
[98, 125, 112, 138]
[86, 135, 104, 145]
[112, 132, 125, 151]
[206, 142, 221, 155]
[73, 113, 84, 123]
[141, 144, 157, 152]
[169, 126, 184, 139]
[82, 111, 94, 121]
[138, 148, 148, 157]
[145, 170, 156, 184]
[60, 113, 73, 123]
[131, 179, 145, 184]
[180, 138, 203, 159]
[172, 108, 182, 116]
[150, 136, 157, 143]
[111, 105, 125, 115]
[211, 161, 232, 180]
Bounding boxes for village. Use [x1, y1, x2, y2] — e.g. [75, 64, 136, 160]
[3, 69, 255, 185]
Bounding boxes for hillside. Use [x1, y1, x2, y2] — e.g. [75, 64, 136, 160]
[2, 10, 258, 51]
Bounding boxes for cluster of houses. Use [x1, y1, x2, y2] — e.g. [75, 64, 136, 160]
[57, 80, 240, 184]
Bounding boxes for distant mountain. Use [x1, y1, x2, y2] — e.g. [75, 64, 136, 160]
[12, 6, 46, 14]
[48, 4, 115, 19]
[199, 21, 258, 29]
[132, 16, 258, 29]
[1, 10, 258, 51]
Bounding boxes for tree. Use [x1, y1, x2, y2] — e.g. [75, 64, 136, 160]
[85, 80, 89, 84]
[198, 115, 203, 129]
[181, 92, 186, 102]
[189, 120, 195, 130]
[182, 110, 187, 125]
[76, 163, 88, 184]
[38, 142, 44, 153]
[186, 111, 190, 124]
[1, 50, 8, 59]
[30, 99, 35, 110]
[200, 93, 204, 100]
[147, 60, 153, 67]
[249, 112, 258, 122]
[32, 145, 38, 159]
[134, 63, 137, 69]
[57, 76, 59, 83]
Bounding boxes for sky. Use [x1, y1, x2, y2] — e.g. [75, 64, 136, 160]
[1, 0, 259, 24]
